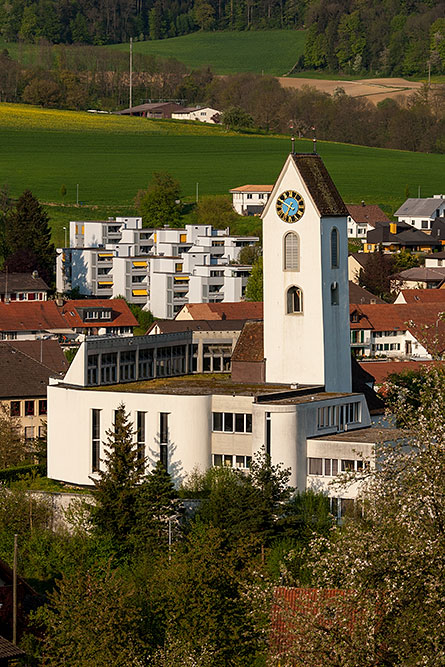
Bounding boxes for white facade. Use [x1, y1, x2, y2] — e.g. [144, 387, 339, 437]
[347, 216, 372, 239]
[171, 107, 220, 123]
[395, 195, 445, 232]
[230, 186, 273, 216]
[56, 223, 258, 317]
[262, 154, 351, 392]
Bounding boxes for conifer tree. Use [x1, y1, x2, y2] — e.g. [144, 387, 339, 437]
[91, 404, 143, 550]
[4, 189, 56, 286]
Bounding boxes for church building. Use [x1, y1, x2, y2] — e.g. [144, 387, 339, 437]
[47, 151, 388, 514]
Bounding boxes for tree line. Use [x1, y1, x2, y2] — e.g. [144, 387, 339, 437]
[1, 0, 444, 76]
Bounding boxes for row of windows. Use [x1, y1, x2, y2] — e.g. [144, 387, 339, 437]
[308, 457, 368, 476]
[212, 412, 253, 433]
[24, 426, 46, 440]
[10, 400, 47, 417]
[317, 402, 361, 429]
[212, 454, 252, 469]
[91, 409, 169, 473]
[373, 343, 401, 351]
[374, 331, 402, 337]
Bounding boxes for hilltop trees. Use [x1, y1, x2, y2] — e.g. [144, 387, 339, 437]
[3, 189, 56, 286]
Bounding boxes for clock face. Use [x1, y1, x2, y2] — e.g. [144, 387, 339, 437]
[276, 190, 305, 223]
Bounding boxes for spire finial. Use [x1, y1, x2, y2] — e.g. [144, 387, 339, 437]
[312, 126, 317, 154]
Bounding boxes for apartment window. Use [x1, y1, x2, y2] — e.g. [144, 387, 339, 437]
[38, 426, 45, 438]
[308, 457, 323, 475]
[331, 282, 339, 305]
[92, 409, 100, 472]
[119, 350, 136, 381]
[317, 405, 335, 429]
[212, 454, 252, 469]
[286, 286, 303, 314]
[24, 426, 35, 440]
[331, 228, 339, 269]
[284, 232, 299, 271]
[247, 194, 253, 199]
[88, 354, 98, 385]
[136, 411, 146, 463]
[10, 401, 20, 417]
[180, 234, 187, 243]
[341, 459, 355, 472]
[324, 458, 339, 476]
[212, 412, 252, 433]
[25, 400, 35, 416]
[100, 352, 117, 384]
[175, 263, 183, 272]
[38, 400, 47, 416]
[421, 220, 429, 229]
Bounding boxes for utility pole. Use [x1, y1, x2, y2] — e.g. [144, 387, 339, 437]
[13, 534, 17, 644]
[196, 182, 199, 203]
[76, 184, 79, 206]
[129, 37, 133, 112]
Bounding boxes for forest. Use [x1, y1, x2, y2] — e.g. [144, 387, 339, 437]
[0, 0, 444, 76]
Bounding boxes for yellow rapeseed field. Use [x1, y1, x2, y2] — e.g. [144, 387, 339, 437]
[0, 103, 228, 136]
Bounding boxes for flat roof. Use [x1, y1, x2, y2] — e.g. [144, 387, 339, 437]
[80, 374, 359, 403]
[310, 426, 402, 443]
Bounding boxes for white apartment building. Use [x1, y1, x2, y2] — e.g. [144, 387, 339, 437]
[47, 151, 397, 514]
[56, 221, 258, 318]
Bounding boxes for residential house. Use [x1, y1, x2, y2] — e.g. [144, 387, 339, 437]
[230, 185, 273, 215]
[0, 339, 68, 441]
[0, 299, 137, 342]
[359, 359, 439, 388]
[349, 302, 445, 359]
[349, 282, 384, 305]
[117, 102, 185, 118]
[348, 253, 370, 284]
[0, 272, 49, 303]
[346, 203, 390, 239]
[175, 301, 263, 321]
[363, 221, 441, 253]
[171, 106, 221, 123]
[395, 195, 445, 232]
[391, 266, 445, 291]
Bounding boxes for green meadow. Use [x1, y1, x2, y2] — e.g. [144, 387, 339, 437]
[111, 30, 307, 75]
[1, 104, 444, 245]
[1, 30, 306, 75]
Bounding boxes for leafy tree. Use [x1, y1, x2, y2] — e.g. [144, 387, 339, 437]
[135, 172, 182, 228]
[0, 405, 30, 469]
[4, 189, 56, 286]
[194, 0, 215, 31]
[22, 78, 62, 108]
[358, 248, 395, 301]
[245, 255, 263, 301]
[91, 404, 143, 551]
[221, 106, 254, 130]
[281, 366, 445, 666]
[236, 243, 261, 266]
[36, 566, 146, 666]
[393, 248, 421, 271]
[195, 194, 243, 231]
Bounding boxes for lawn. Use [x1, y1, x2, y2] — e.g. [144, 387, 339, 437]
[1, 103, 444, 245]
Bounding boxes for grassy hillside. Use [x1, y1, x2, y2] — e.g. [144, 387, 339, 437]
[1, 103, 444, 245]
[110, 30, 306, 76]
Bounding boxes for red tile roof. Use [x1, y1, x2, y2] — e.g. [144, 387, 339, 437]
[0, 301, 67, 332]
[347, 204, 390, 226]
[231, 321, 264, 362]
[397, 289, 445, 304]
[360, 360, 440, 385]
[229, 185, 273, 193]
[177, 302, 263, 321]
[60, 299, 138, 328]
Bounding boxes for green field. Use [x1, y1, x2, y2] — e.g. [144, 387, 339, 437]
[1, 30, 306, 75]
[1, 103, 444, 246]
[111, 30, 306, 75]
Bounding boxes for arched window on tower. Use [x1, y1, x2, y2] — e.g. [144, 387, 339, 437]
[331, 281, 339, 305]
[286, 286, 303, 314]
[284, 232, 300, 271]
[331, 227, 339, 269]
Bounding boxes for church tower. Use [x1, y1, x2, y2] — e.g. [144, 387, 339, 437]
[262, 152, 351, 392]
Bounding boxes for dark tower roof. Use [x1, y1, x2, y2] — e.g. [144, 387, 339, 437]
[291, 154, 349, 217]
